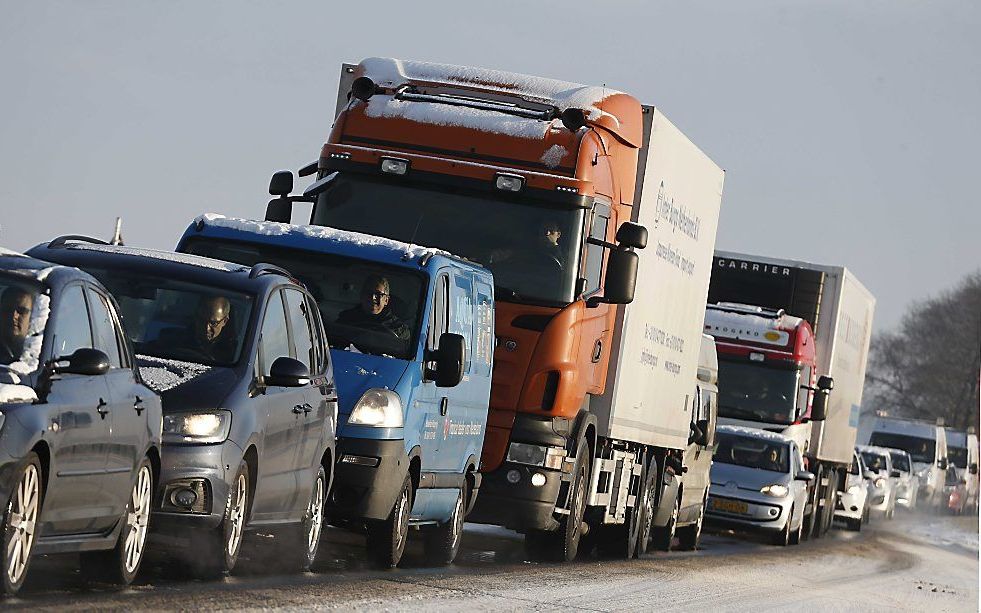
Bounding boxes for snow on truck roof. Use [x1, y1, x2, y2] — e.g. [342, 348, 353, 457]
[194, 214, 454, 264]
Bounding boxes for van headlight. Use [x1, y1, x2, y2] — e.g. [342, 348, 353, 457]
[760, 484, 789, 497]
[348, 389, 403, 428]
[163, 411, 231, 444]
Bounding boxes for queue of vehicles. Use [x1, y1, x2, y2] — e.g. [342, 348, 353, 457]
[0, 56, 971, 598]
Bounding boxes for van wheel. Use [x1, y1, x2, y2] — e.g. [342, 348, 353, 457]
[285, 465, 327, 572]
[1, 453, 42, 595]
[423, 481, 467, 566]
[367, 475, 412, 569]
[676, 494, 706, 551]
[650, 496, 679, 552]
[81, 458, 153, 585]
[191, 460, 249, 579]
[551, 438, 590, 562]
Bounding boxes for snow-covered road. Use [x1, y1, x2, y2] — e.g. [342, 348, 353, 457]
[7, 511, 978, 611]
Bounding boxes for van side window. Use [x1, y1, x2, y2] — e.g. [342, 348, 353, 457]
[473, 277, 494, 377]
[584, 206, 610, 294]
[259, 290, 290, 376]
[452, 273, 474, 374]
[428, 274, 449, 352]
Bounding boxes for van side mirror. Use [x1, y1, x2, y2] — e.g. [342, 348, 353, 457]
[937, 458, 949, 470]
[264, 356, 310, 387]
[810, 389, 830, 421]
[863, 470, 876, 480]
[970, 463, 978, 475]
[690, 418, 711, 447]
[52, 348, 110, 376]
[795, 470, 815, 482]
[817, 375, 834, 391]
[615, 222, 648, 249]
[429, 333, 465, 388]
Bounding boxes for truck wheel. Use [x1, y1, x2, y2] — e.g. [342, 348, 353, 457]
[597, 454, 650, 559]
[423, 480, 467, 566]
[650, 496, 679, 552]
[367, 475, 412, 569]
[1, 453, 42, 595]
[189, 460, 250, 579]
[551, 439, 591, 562]
[285, 465, 327, 572]
[676, 494, 705, 551]
[81, 458, 153, 585]
[636, 457, 659, 555]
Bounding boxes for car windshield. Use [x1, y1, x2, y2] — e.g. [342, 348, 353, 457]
[888, 451, 910, 472]
[948, 446, 968, 469]
[945, 468, 960, 486]
[182, 239, 425, 360]
[717, 359, 799, 425]
[0, 274, 44, 375]
[868, 432, 935, 463]
[83, 268, 252, 367]
[860, 451, 888, 473]
[310, 173, 584, 306]
[714, 433, 790, 473]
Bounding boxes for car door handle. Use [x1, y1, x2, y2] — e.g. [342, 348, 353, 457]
[97, 398, 109, 420]
[134, 395, 145, 416]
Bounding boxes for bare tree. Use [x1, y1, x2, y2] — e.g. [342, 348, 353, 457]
[865, 270, 981, 432]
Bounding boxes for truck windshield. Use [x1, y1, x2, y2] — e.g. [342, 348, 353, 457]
[182, 238, 425, 360]
[714, 433, 790, 473]
[888, 451, 910, 472]
[717, 359, 798, 425]
[868, 432, 936, 463]
[84, 268, 253, 367]
[310, 173, 584, 306]
[948, 447, 968, 469]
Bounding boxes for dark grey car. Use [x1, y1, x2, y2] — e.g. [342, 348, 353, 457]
[27, 239, 337, 578]
[0, 249, 162, 595]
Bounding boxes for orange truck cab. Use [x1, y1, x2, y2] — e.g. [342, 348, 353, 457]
[266, 57, 725, 560]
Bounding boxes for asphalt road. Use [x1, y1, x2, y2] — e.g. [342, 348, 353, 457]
[5, 511, 978, 611]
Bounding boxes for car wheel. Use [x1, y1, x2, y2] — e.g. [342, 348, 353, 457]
[191, 460, 249, 579]
[423, 479, 468, 566]
[1, 453, 42, 595]
[772, 507, 792, 546]
[790, 507, 805, 544]
[286, 465, 327, 572]
[81, 458, 153, 585]
[367, 474, 412, 569]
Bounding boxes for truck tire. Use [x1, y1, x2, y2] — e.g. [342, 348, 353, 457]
[550, 438, 591, 562]
[597, 452, 650, 559]
[676, 493, 706, 551]
[367, 474, 413, 569]
[423, 481, 467, 566]
[189, 459, 250, 579]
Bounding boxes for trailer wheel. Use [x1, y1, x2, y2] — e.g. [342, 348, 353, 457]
[551, 437, 590, 562]
[597, 452, 650, 559]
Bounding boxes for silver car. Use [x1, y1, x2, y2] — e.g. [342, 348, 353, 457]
[858, 445, 899, 518]
[886, 448, 919, 509]
[835, 449, 872, 530]
[705, 426, 813, 546]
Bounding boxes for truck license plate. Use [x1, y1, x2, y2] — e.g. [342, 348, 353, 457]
[711, 498, 749, 514]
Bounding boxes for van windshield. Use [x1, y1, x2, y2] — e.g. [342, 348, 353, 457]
[888, 451, 910, 472]
[868, 432, 936, 464]
[717, 359, 799, 425]
[182, 238, 425, 360]
[310, 173, 584, 306]
[948, 447, 968, 469]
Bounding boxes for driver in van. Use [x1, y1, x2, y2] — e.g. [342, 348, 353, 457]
[337, 275, 410, 341]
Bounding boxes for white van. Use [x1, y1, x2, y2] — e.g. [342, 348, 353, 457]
[866, 416, 948, 508]
[945, 428, 979, 512]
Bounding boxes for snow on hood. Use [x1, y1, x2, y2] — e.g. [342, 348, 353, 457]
[0, 384, 37, 404]
[68, 244, 246, 273]
[137, 354, 212, 393]
[4, 293, 51, 378]
[197, 214, 452, 261]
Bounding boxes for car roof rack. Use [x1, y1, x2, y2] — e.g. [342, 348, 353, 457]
[248, 262, 297, 282]
[48, 235, 110, 249]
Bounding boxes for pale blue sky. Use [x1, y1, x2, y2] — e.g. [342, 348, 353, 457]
[1, 1, 978, 330]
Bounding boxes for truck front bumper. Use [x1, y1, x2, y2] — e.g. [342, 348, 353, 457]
[328, 437, 409, 523]
[468, 462, 565, 531]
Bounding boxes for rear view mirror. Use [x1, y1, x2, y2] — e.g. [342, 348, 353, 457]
[795, 470, 815, 482]
[970, 463, 978, 475]
[53, 348, 110, 376]
[588, 248, 638, 307]
[430, 333, 465, 388]
[615, 222, 648, 249]
[810, 389, 829, 421]
[817, 375, 834, 391]
[264, 356, 310, 388]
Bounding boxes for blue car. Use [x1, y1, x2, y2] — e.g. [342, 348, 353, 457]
[178, 213, 494, 568]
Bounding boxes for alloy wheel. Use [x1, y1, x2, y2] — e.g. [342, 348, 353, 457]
[123, 465, 152, 574]
[307, 474, 325, 555]
[5, 464, 39, 585]
[227, 473, 248, 557]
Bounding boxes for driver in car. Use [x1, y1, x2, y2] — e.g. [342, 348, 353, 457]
[337, 275, 410, 341]
[173, 295, 237, 364]
[762, 446, 783, 472]
[0, 287, 33, 365]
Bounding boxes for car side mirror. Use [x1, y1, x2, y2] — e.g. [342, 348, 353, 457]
[264, 356, 310, 388]
[795, 470, 815, 482]
[690, 418, 711, 447]
[890, 470, 901, 479]
[430, 332, 465, 388]
[863, 470, 876, 480]
[810, 389, 829, 421]
[970, 463, 978, 475]
[52, 348, 110, 376]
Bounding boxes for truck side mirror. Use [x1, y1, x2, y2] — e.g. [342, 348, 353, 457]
[269, 170, 294, 196]
[937, 458, 948, 470]
[596, 248, 638, 305]
[432, 333, 465, 388]
[970, 463, 978, 475]
[52, 348, 110, 376]
[795, 470, 815, 482]
[265, 171, 295, 222]
[810, 389, 830, 421]
[863, 470, 876, 480]
[615, 222, 648, 249]
[817, 375, 834, 391]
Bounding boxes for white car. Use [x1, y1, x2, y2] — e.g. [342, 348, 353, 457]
[886, 448, 919, 509]
[858, 445, 899, 519]
[836, 450, 872, 530]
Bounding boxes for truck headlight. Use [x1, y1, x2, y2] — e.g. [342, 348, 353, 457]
[507, 442, 566, 470]
[760, 484, 788, 498]
[348, 389, 403, 428]
[163, 411, 231, 444]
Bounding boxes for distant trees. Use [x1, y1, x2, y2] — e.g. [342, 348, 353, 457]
[864, 271, 981, 432]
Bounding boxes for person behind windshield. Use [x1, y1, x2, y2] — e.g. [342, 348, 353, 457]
[0, 287, 33, 365]
[191, 295, 237, 363]
[337, 275, 410, 341]
[537, 218, 565, 269]
[762, 446, 783, 472]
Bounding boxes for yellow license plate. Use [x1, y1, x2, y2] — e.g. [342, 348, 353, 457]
[711, 498, 749, 514]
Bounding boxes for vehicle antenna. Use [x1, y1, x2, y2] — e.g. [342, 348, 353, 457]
[111, 217, 124, 245]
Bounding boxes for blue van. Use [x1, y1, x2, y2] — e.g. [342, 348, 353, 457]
[177, 214, 494, 567]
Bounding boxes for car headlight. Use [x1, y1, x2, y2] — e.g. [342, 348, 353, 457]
[507, 442, 566, 470]
[874, 477, 886, 488]
[760, 484, 789, 497]
[847, 484, 862, 495]
[163, 411, 231, 444]
[348, 389, 403, 428]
